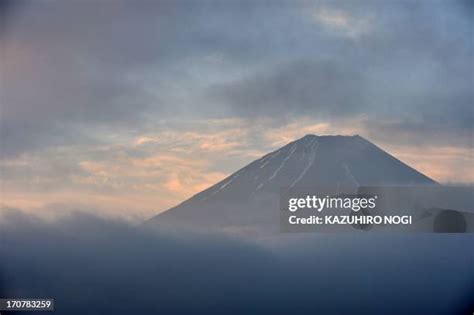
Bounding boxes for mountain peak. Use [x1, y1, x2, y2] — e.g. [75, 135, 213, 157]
[192, 134, 436, 201]
[147, 135, 437, 231]
[300, 134, 318, 139]
[298, 134, 365, 141]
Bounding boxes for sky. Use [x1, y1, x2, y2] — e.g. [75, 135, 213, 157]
[0, 0, 473, 220]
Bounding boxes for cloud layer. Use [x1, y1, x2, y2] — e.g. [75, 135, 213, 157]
[1, 211, 473, 314]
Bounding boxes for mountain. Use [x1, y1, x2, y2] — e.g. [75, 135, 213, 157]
[145, 135, 436, 234]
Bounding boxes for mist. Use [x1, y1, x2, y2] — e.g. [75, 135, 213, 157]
[0, 210, 473, 314]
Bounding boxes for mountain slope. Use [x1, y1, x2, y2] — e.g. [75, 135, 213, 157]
[145, 135, 436, 233]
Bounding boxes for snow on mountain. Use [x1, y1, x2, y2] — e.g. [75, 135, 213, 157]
[145, 135, 436, 234]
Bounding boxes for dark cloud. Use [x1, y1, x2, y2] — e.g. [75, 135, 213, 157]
[208, 0, 473, 145]
[366, 119, 474, 149]
[1, 211, 473, 314]
[0, 1, 185, 156]
[210, 59, 367, 118]
[0, 0, 472, 157]
[0, 0, 25, 36]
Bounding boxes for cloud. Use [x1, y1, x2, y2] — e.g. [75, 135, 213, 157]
[260, 117, 366, 148]
[1, 0, 472, 158]
[0, 211, 473, 314]
[0, 119, 260, 218]
[0, 147, 228, 219]
[376, 144, 474, 184]
[210, 59, 368, 118]
[311, 6, 372, 39]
